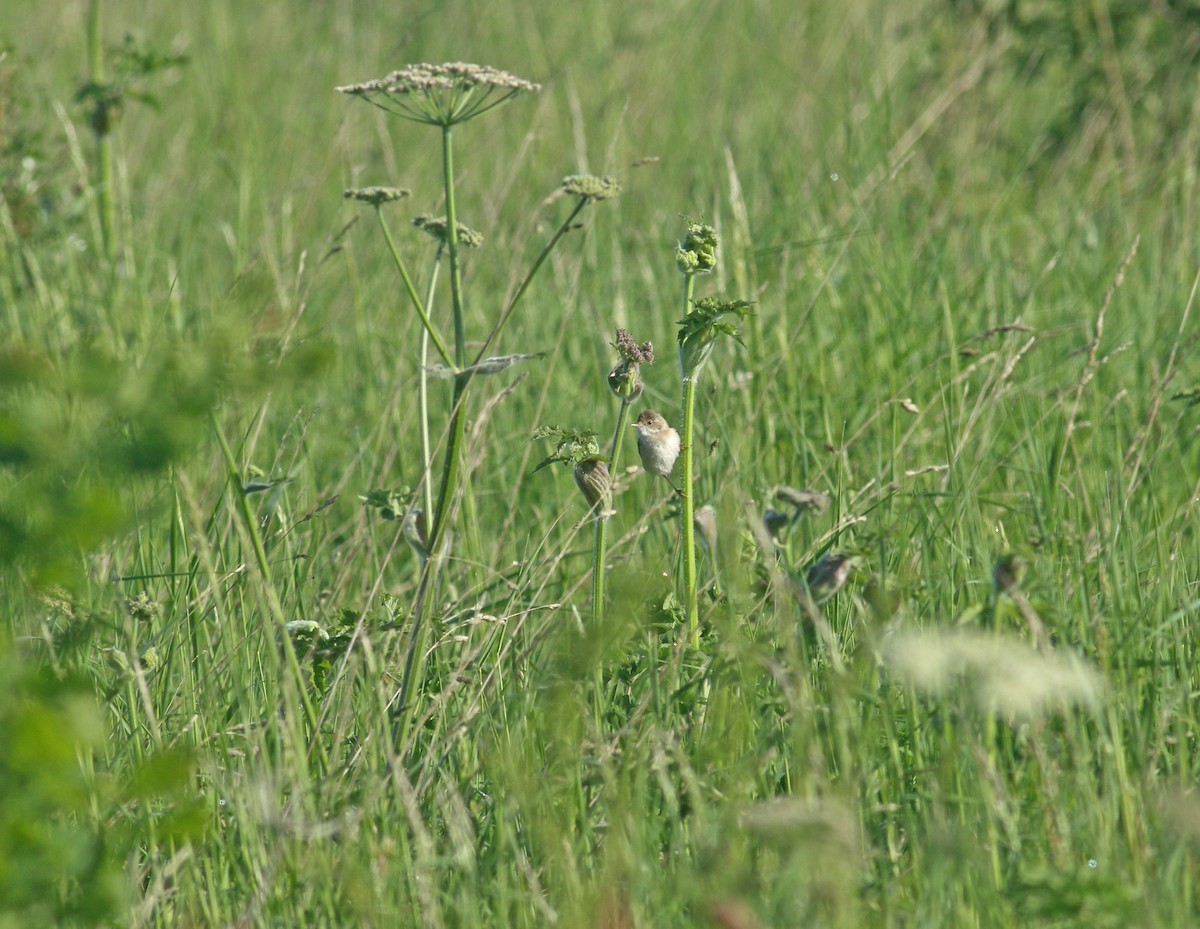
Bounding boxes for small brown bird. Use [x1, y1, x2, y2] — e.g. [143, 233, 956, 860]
[631, 409, 681, 492]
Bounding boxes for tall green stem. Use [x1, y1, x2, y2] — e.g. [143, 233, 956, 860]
[418, 253, 443, 528]
[396, 129, 466, 751]
[442, 126, 466, 367]
[392, 260, 440, 757]
[428, 125, 468, 555]
[87, 0, 115, 262]
[679, 273, 699, 644]
[608, 399, 631, 480]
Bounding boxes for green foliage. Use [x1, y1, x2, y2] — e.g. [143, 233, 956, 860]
[75, 33, 188, 132]
[677, 297, 754, 378]
[0, 640, 204, 929]
[532, 424, 600, 471]
[0, 648, 119, 927]
[359, 486, 416, 521]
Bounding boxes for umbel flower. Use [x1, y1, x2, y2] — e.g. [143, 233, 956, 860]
[343, 186, 410, 206]
[336, 62, 541, 127]
[412, 214, 484, 248]
[561, 174, 622, 203]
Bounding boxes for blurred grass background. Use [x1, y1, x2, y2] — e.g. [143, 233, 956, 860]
[5, 0, 1200, 926]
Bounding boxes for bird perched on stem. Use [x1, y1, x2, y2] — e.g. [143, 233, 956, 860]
[631, 409, 682, 495]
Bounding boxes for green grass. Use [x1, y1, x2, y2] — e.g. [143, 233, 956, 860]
[5, 0, 1200, 925]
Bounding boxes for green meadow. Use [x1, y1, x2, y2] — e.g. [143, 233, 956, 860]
[5, 0, 1200, 925]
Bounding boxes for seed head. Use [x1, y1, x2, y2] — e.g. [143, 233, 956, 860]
[561, 174, 622, 203]
[343, 186, 410, 206]
[614, 328, 654, 365]
[337, 62, 540, 127]
[609, 329, 653, 401]
[412, 214, 484, 248]
[574, 457, 613, 517]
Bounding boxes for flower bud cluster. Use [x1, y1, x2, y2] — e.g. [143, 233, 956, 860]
[561, 174, 623, 203]
[675, 222, 719, 274]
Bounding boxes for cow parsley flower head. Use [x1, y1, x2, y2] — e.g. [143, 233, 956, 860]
[337, 62, 540, 127]
[561, 174, 622, 203]
[343, 186, 410, 206]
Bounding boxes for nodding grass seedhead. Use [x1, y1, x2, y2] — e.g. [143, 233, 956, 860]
[337, 62, 541, 127]
[773, 486, 832, 516]
[693, 504, 717, 552]
[763, 507, 791, 542]
[344, 186, 411, 206]
[608, 328, 654, 400]
[561, 174, 623, 203]
[574, 457, 613, 516]
[413, 214, 484, 248]
[804, 552, 858, 605]
[676, 222, 719, 274]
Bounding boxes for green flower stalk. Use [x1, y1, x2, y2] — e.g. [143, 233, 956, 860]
[410, 214, 480, 538]
[343, 188, 454, 369]
[339, 63, 540, 568]
[675, 247, 754, 643]
[673, 222, 719, 643]
[339, 68, 621, 742]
